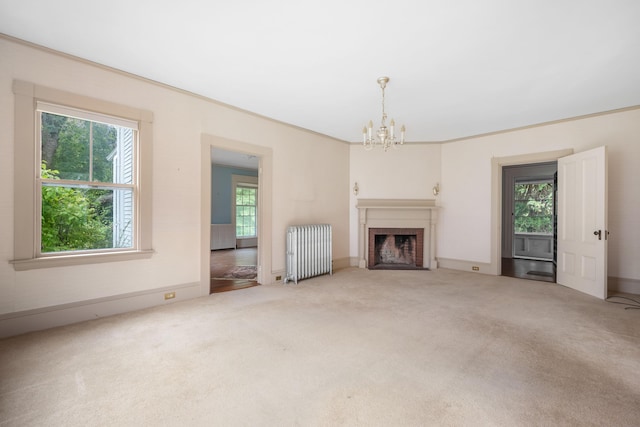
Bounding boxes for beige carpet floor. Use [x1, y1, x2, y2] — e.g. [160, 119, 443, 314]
[1, 268, 639, 426]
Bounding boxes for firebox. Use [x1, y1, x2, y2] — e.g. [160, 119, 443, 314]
[368, 228, 425, 269]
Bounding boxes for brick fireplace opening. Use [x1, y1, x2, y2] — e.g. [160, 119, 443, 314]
[368, 228, 425, 270]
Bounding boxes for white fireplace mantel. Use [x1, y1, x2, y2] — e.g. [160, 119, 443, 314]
[356, 199, 438, 269]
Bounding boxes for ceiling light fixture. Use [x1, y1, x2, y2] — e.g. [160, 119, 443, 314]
[362, 76, 405, 151]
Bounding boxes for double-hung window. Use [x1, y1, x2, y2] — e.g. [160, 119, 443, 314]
[11, 80, 153, 270]
[37, 103, 138, 254]
[235, 185, 257, 238]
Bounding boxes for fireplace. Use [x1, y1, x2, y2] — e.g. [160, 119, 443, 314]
[356, 199, 438, 270]
[369, 228, 425, 269]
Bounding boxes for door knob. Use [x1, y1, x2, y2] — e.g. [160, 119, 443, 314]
[593, 230, 602, 240]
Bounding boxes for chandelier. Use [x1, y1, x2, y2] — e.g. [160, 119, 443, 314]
[362, 76, 405, 151]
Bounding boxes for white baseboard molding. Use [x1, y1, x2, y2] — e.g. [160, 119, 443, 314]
[0, 282, 202, 338]
[609, 277, 640, 295]
[271, 269, 286, 283]
[271, 257, 353, 284]
[437, 257, 640, 295]
[236, 238, 257, 249]
[437, 257, 493, 274]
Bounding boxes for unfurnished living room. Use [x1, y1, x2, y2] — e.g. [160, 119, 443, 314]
[1, 1, 639, 425]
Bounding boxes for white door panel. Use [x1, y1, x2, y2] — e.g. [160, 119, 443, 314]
[557, 146, 608, 299]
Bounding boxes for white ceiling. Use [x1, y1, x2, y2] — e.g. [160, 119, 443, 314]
[211, 148, 259, 170]
[2, 0, 640, 143]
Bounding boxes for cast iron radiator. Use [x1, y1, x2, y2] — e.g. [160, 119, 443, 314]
[284, 224, 332, 284]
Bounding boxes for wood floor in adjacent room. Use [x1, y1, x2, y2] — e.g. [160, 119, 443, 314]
[210, 247, 258, 293]
[502, 257, 556, 283]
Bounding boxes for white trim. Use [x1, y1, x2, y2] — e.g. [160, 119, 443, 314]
[437, 257, 492, 274]
[0, 281, 199, 338]
[201, 135, 273, 290]
[356, 199, 438, 270]
[11, 249, 154, 271]
[490, 149, 574, 275]
[37, 101, 139, 130]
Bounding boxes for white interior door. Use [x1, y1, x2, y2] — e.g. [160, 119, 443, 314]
[557, 146, 608, 299]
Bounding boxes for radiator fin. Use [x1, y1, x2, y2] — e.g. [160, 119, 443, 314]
[285, 224, 332, 284]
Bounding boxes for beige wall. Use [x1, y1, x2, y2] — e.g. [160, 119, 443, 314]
[348, 108, 640, 289]
[439, 108, 640, 283]
[0, 38, 350, 325]
[348, 144, 442, 258]
[2, 35, 639, 335]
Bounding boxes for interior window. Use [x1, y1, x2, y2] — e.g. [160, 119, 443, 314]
[235, 185, 257, 238]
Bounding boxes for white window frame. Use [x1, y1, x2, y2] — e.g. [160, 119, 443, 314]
[11, 80, 154, 270]
[231, 174, 258, 239]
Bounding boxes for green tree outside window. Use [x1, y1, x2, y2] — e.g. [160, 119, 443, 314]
[514, 182, 554, 234]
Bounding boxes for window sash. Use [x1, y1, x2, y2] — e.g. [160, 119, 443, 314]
[37, 101, 139, 130]
[235, 185, 257, 238]
[36, 106, 139, 256]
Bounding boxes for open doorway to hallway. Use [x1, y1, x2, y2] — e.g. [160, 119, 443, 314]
[210, 147, 259, 293]
[502, 162, 557, 282]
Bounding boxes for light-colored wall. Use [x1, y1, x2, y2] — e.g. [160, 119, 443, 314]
[348, 110, 640, 288]
[439, 108, 640, 283]
[349, 144, 442, 258]
[0, 38, 349, 326]
[2, 35, 638, 335]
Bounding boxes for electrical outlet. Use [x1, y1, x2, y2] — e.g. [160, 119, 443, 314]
[164, 292, 176, 300]
[472, 266, 480, 271]
[276, 275, 282, 281]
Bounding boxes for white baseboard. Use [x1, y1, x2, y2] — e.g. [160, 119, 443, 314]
[437, 257, 493, 274]
[0, 282, 202, 338]
[271, 257, 353, 284]
[438, 257, 640, 295]
[348, 257, 360, 268]
[609, 277, 640, 295]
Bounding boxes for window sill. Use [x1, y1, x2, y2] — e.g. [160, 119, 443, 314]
[10, 250, 155, 271]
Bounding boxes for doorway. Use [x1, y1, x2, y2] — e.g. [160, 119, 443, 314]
[210, 147, 259, 293]
[501, 162, 557, 282]
[200, 134, 273, 296]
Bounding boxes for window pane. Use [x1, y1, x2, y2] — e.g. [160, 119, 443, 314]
[42, 112, 90, 181]
[112, 187, 135, 248]
[41, 111, 134, 185]
[41, 185, 134, 253]
[235, 186, 257, 238]
[91, 122, 116, 183]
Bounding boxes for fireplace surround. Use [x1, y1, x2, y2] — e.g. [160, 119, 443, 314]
[356, 199, 438, 270]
